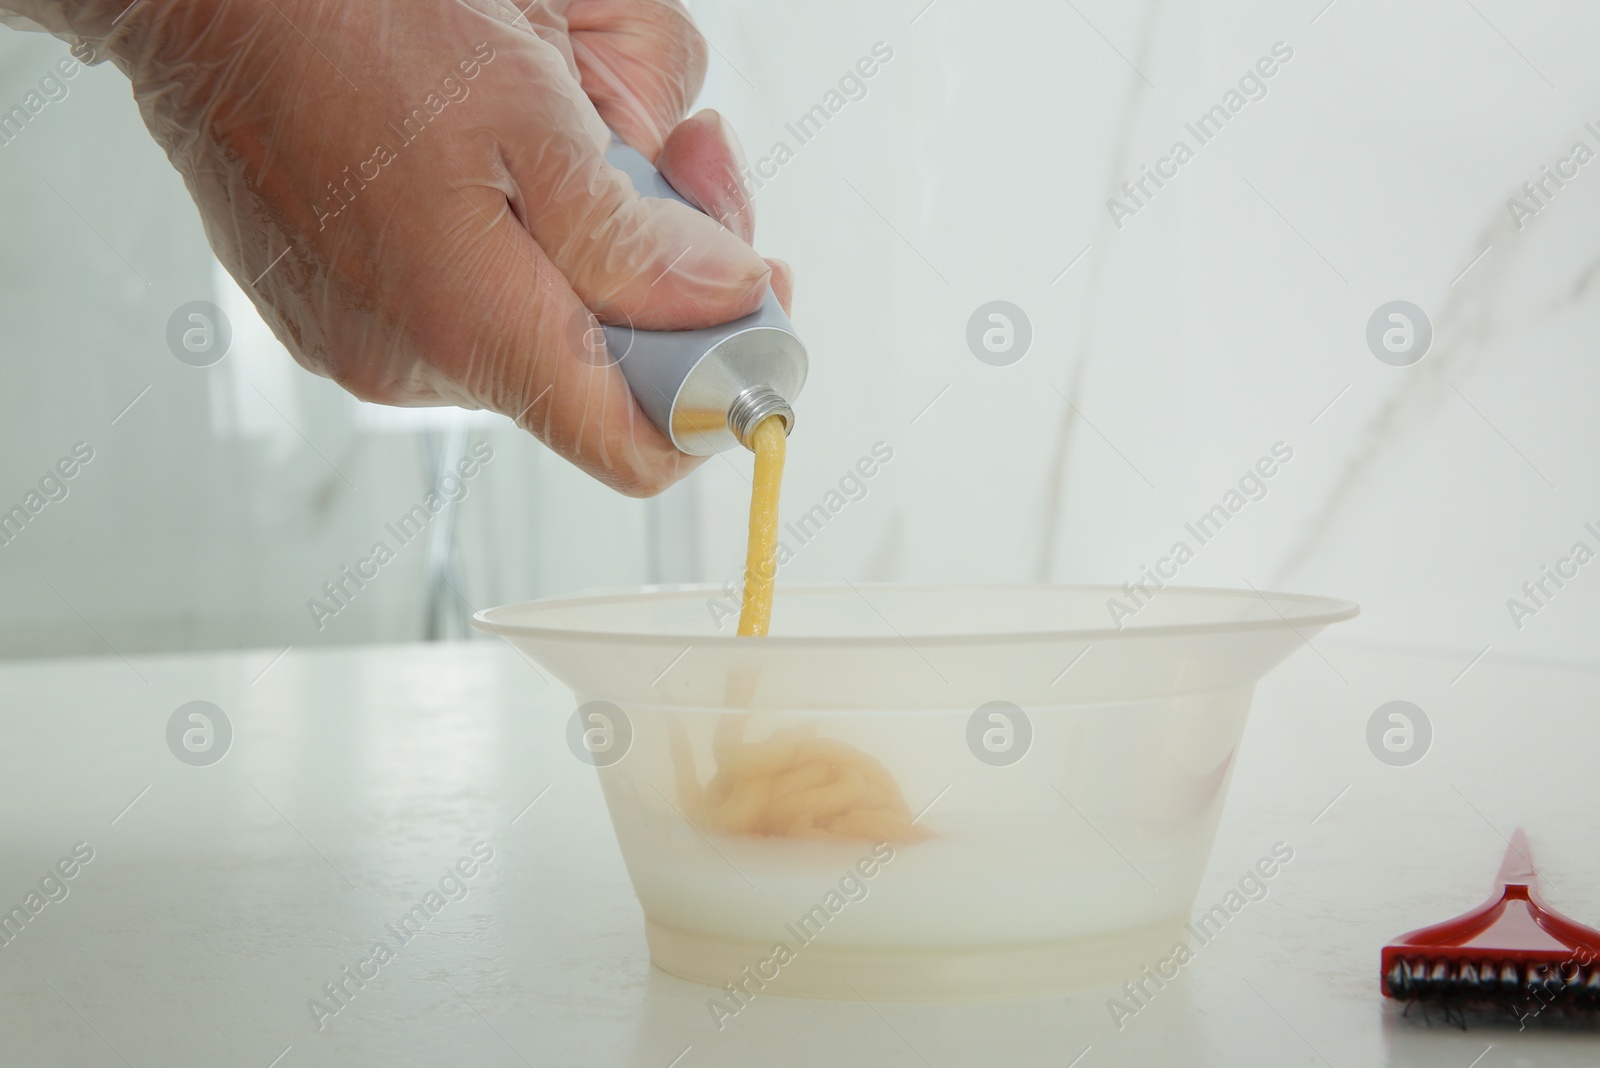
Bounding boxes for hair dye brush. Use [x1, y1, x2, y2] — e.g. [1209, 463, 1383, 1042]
[1382, 829, 1600, 1023]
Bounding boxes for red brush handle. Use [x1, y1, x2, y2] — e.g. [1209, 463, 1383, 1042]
[1495, 827, 1539, 889]
[1387, 828, 1600, 958]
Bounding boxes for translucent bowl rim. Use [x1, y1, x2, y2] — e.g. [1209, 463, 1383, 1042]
[471, 582, 1360, 648]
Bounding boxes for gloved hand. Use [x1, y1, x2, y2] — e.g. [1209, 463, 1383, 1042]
[3, 0, 791, 496]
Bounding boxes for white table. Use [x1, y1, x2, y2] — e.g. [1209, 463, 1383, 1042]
[1, 639, 1596, 1067]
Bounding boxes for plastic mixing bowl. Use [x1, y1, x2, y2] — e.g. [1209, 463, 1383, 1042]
[474, 584, 1357, 999]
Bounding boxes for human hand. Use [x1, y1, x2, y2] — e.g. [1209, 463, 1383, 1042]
[13, 0, 790, 495]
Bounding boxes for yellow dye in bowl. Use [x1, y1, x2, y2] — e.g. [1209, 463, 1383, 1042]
[682, 414, 928, 843]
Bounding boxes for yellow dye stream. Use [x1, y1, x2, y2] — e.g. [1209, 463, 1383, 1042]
[666, 413, 928, 843]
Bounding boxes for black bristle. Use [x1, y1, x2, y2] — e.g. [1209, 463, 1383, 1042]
[1386, 954, 1600, 1027]
[1431, 960, 1450, 990]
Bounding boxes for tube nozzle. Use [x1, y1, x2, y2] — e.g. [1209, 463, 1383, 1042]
[727, 386, 794, 451]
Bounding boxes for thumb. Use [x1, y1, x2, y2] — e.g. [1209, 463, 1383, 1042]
[654, 109, 755, 245]
[494, 40, 769, 331]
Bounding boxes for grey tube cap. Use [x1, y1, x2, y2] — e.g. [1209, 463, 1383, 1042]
[601, 140, 807, 455]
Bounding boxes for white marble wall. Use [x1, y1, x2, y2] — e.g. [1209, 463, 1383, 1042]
[692, 0, 1600, 667]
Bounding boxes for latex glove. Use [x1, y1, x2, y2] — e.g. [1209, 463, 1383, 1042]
[4, 0, 792, 496]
